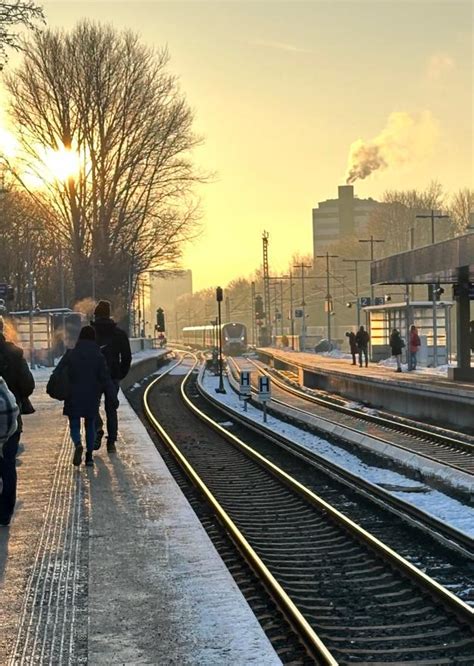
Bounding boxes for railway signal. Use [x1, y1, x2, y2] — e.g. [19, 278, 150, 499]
[156, 307, 165, 332]
[215, 286, 226, 394]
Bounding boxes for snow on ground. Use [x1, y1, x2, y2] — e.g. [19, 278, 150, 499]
[201, 371, 474, 538]
[377, 357, 456, 376]
[317, 349, 353, 360]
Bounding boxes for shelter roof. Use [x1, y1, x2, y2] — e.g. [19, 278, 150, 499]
[371, 233, 474, 285]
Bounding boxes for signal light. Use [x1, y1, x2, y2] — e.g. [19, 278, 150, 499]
[156, 307, 165, 332]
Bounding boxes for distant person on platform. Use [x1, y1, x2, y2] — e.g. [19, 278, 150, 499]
[408, 325, 421, 371]
[345, 331, 358, 366]
[355, 325, 370, 368]
[0, 317, 35, 526]
[389, 328, 404, 373]
[91, 300, 132, 452]
[470, 321, 474, 354]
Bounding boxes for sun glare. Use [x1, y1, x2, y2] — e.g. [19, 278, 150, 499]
[42, 146, 81, 182]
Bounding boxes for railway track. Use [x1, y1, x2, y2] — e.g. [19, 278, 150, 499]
[142, 355, 474, 664]
[229, 356, 474, 478]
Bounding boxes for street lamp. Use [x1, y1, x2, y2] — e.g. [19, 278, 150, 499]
[358, 236, 385, 303]
[315, 252, 338, 343]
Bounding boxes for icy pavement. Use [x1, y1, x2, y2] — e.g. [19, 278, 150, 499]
[201, 371, 474, 539]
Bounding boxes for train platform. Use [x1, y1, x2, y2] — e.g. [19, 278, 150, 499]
[0, 355, 280, 664]
[257, 348, 474, 430]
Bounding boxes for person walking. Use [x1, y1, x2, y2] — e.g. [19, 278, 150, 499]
[91, 300, 131, 452]
[408, 325, 421, 371]
[345, 331, 358, 365]
[355, 325, 370, 368]
[0, 318, 35, 526]
[389, 328, 404, 372]
[56, 326, 111, 467]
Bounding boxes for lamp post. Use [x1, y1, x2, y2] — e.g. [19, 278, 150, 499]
[416, 210, 450, 368]
[358, 235, 385, 303]
[215, 286, 226, 393]
[293, 262, 312, 351]
[316, 252, 338, 343]
[342, 258, 371, 328]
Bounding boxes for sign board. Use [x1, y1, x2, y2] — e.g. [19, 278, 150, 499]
[239, 370, 251, 397]
[374, 296, 385, 306]
[258, 375, 271, 401]
[359, 296, 371, 307]
[294, 308, 304, 318]
[453, 283, 474, 300]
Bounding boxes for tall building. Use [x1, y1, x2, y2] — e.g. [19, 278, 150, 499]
[312, 185, 380, 253]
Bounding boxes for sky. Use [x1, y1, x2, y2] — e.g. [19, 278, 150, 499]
[2, 1, 473, 290]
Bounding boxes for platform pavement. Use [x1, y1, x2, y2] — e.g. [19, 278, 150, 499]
[257, 347, 474, 430]
[0, 363, 280, 664]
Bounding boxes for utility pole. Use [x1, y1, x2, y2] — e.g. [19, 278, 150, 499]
[289, 271, 295, 349]
[279, 280, 284, 337]
[316, 253, 338, 343]
[215, 287, 225, 394]
[251, 281, 256, 346]
[262, 231, 271, 343]
[225, 296, 231, 322]
[342, 258, 371, 328]
[358, 235, 385, 302]
[416, 210, 450, 368]
[293, 262, 312, 351]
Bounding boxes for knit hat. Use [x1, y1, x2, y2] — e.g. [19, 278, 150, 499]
[79, 325, 96, 341]
[94, 300, 111, 319]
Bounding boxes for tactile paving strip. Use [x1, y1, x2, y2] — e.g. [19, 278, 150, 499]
[9, 427, 89, 665]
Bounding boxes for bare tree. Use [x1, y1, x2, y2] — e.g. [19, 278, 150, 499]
[0, 1, 44, 68]
[448, 188, 474, 234]
[5, 21, 203, 313]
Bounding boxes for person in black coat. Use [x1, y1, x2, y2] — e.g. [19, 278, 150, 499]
[58, 326, 111, 467]
[355, 325, 370, 368]
[389, 328, 404, 372]
[91, 300, 131, 453]
[345, 331, 358, 365]
[0, 318, 35, 526]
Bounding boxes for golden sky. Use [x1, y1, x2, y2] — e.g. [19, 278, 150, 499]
[1, 1, 473, 290]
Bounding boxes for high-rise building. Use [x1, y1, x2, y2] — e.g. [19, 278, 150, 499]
[312, 185, 380, 253]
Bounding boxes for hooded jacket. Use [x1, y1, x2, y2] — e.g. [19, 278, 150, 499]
[62, 339, 110, 418]
[91, 317, 132, 380]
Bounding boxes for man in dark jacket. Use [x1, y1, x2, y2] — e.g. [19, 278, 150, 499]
[0, 318, 35, 526]
[355, 325, 370, 368]
[91, 300, 131, 452]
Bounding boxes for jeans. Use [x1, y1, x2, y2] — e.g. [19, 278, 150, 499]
[0, 429, 21, 523]
[96, 379, 120, 443]
[69, 417, 96, 452]
[409, 351, 417, 370]
[359, 347, 368, 367]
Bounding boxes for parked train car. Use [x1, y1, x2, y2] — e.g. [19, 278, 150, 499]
[182, 322, 247, 355]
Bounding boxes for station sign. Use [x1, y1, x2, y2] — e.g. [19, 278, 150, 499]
[294, 308, 304, 318]
[359, 296, 371, 307]
[239, 370, 251, 397]
[374, 296, 385, 305]
[258, 375, 271, 402]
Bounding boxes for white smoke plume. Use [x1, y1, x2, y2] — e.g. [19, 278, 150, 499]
[345, 111, 439, 184]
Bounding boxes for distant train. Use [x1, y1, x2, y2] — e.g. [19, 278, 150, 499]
[182, 322, 247, 355]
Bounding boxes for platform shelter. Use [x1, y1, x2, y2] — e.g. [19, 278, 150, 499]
[371, 233, 474, 381]
[362, 300, 453, 364]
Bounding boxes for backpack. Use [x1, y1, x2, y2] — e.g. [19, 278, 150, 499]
[0, 377, 19, 456]
[47, 353, 71, 401]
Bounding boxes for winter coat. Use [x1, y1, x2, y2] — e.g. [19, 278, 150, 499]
[347, 332, 358, 353]
[409, 330, 421, 353]
[355, 329, 370, 349]
[91, 317, 132, 380]
[389, 331, 404, 356]
[61, 340, 110, 418]
[0, 377, 19, 450]
[0, 334, 35, 431]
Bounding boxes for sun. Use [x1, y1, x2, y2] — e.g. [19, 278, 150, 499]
[41, 145, 81, 182]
